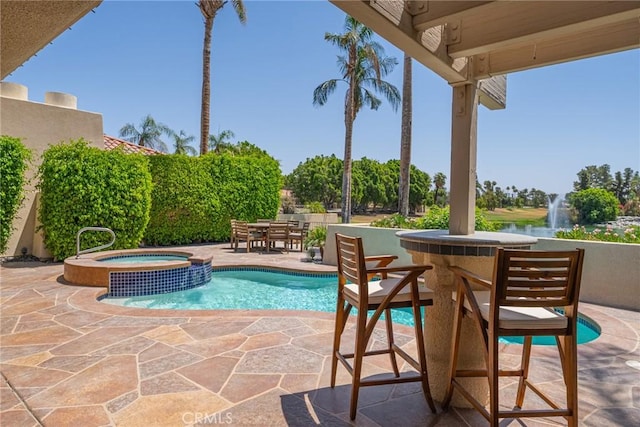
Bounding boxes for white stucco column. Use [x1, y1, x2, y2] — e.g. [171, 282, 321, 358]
[449, 83, 479, 235]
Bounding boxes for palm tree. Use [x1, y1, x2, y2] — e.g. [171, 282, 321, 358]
[171, 130, 197, 156]
[433, 172, 447, 207]
[398, 53, 412, 216]
[209, 129, 236, 153]
[313, 16, 400, 223]
[198, 0, 246, 156]
[119, 115, 171, 152]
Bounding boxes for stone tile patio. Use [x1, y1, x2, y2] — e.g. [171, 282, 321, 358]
[1, 243, 639, 426]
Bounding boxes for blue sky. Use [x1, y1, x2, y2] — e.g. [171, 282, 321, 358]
[6, 0, 639, 196]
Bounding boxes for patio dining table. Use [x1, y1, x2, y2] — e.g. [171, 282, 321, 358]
[247, 222, 301, 251]
[396, 230, 538, 407]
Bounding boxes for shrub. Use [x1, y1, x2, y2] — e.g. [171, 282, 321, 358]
[38, 139, 152, 260]
[370, 207, 499, 231]
[305, 201, 326, 213]
[304, 225, 327, 249]
[555, 224, 640, 244]
[144, 155, 220, 245]
[0, 136, 31, 253]
[622, 198, 640, 216]
[569, 188, 620, 224]
[369, 213, 414, 229]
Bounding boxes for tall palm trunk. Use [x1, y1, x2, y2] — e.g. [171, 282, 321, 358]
[341, 48, 358, 224]
[200, 16, 213, 155]
[399, 54, 412, 216]
[342, 90, 355, 224]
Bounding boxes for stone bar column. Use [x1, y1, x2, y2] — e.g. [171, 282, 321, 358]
[449, 83, 479, 235]
[397, 230, 537, 406]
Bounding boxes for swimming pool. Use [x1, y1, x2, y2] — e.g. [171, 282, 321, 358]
[105, 268, 421, 325]
[104, 268, 600, 345]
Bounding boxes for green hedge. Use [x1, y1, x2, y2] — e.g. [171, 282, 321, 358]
[37, 139, 152, 260]
[143, 152, 282, 245]
[36, 141, 282, 252]
[204, 152, 282, 239]
[143, 155, 220, 245]
[0, 136, 31, 253]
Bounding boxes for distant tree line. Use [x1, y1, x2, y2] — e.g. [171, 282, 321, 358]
[285, 155, 442, 214]
[571, 164, 640, 210]
[475, 180, 550, 211]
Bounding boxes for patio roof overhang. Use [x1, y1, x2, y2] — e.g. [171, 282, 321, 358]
[332, 0, 640, 234]
[332, 1, 639, 86]
[1, 0, 102, 79]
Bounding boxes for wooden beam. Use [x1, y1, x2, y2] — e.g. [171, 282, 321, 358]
[447, 1, 640, 58]
[412, 1, 493, 31]
[474, 18, 640, 79]
[330, 0, 468, 84]
[449, 83, 479, 235]
[331, 0, 507, 109]
[477, 75, 506, 111]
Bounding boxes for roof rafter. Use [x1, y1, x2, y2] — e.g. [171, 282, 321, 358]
[447, 1, 640, 59]
[474, 18, 640, 79]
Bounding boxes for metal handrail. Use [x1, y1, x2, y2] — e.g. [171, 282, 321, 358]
[76, 227, 116, 258]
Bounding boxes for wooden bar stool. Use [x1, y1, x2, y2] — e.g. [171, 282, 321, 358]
[443, 248, 585, 426]
[332, 233, 437, 420]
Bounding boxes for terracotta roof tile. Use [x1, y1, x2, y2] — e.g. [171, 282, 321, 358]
[104, 135, 164, 155]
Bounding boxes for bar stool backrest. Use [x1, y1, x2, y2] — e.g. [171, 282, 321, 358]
[492, 248, 585, 310]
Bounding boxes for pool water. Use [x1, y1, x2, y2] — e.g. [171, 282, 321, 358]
[107, 269, 421, 326]
[99, 255, 188, 263]
[106, 269, 600, 345]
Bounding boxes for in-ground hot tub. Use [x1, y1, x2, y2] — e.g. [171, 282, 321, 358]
[64, 249, 212, 297]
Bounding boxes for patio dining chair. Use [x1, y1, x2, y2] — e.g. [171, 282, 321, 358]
[289, 222, 310, 252]
[233, 221, 263, 253]
[229, 219, 237, 249]
[332, 233, 437, 420]
[443, 247, 585, 427]
[265, 222, 290, 253]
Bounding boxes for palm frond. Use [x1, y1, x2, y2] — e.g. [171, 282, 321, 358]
[361, 88, 382, 111]
[313, 80, 340, 107]
[231, 0, 247, 24]
[198, 0, 223, 19]
[367, 79, 401, 111]
[378, 56, 398, 77]
[118, 124, 139, 142]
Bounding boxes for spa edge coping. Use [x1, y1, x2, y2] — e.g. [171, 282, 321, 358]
[63, 248, 213, 288]
[396, 230, 538, 257]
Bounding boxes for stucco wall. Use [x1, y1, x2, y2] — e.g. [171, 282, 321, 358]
[324, 224, 413, 267]
[277, 213, 339, 229]
[325, 224, 640, 311]
[533, 238, 640, 312]
[0, 89, 103, 258]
